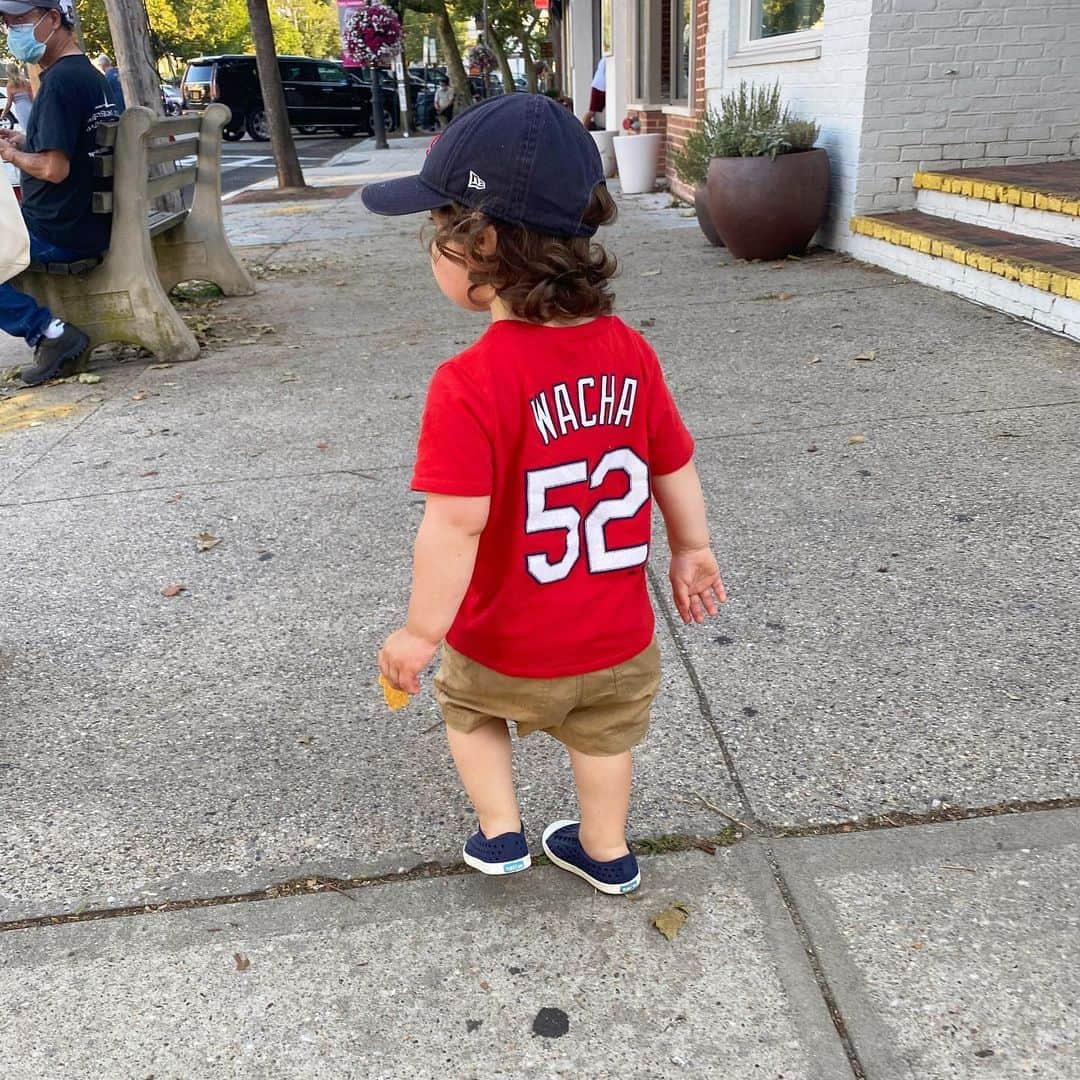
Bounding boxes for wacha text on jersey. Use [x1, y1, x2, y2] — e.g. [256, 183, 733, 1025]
[529, 375, 639, 446]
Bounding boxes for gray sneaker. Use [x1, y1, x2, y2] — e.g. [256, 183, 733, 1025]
[21, 323, 91, 386]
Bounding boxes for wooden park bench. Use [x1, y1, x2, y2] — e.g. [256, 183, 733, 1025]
[14, 102, 254, 364]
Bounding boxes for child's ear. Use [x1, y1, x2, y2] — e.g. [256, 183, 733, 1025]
[477, 223, 498, 257]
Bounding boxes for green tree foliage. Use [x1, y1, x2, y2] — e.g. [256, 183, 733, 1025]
[69, 0, 342, 68]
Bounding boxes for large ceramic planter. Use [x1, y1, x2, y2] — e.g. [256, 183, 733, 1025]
[613, 133, 662, 194]
[706, 148, 830, 260]
[693, 183, 722, 246]
[590, 129, 616, 179]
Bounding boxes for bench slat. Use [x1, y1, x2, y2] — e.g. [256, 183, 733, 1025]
[26, 257, 102, 275]
[148, 116, 202, 139]
[96, 123, 118, 148]
[92, 191, 113, 214]
[148, 139, 199, 167]
[147, 164, 198, 199]
[148, 209, 188, 237]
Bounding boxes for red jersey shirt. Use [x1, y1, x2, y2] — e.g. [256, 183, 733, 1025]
[412, 316, 694, 678]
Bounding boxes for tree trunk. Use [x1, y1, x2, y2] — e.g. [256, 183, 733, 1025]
[102, 0, 160, 113]
[488, 25, 515, 95]
[245, 0, 306, 190]
[503, 9, 537, 92]
[103, 0, 182, 212]
[432, 4, 470, 112]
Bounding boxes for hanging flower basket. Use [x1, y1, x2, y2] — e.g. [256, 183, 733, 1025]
[466, 41, 497, 74]
[340, 0, 402, 67]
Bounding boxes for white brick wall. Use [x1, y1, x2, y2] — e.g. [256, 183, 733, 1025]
[856, 0, 1080, 215]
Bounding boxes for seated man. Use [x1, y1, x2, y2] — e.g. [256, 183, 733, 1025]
[0, 0, 119, 385]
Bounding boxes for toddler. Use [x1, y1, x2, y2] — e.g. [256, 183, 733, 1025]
[363, 94, 725, 895]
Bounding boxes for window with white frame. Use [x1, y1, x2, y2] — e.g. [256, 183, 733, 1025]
[633, 0, 694, 106]
[733, 0, 824, 64]
[752, 0, 823, 40]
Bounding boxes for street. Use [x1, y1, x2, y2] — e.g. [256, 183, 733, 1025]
[217, 133, 368, 195]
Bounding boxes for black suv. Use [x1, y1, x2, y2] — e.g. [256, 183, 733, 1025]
[181, 55, 397, 141]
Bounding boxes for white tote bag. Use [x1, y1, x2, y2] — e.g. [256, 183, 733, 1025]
[0, 168, 30, 285]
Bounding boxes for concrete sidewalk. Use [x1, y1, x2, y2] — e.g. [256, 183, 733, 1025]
[0, 141, 1077, 1078]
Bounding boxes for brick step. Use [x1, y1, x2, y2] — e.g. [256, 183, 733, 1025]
[913, 161, 1080, 248]
[847, 210, 1080, 341]
[914, 161, 1080, 216]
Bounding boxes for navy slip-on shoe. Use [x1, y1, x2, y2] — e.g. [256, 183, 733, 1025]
[542, 820, 640, 895]
[463, 823, 531, 876]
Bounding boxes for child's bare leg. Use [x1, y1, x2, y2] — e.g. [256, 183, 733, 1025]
[445, 719, 522, 837]
[567, 747, 633, 861]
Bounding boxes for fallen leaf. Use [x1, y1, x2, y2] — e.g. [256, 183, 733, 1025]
[909, 941, 925, 951]
[379, 674, 411, 711]
[639, 317, 656, 328]
[131, 390, 149, 401]
[652, 902, 689, 941]
[807, 444, 818, 453]
[991, 431, 1023, 438]
[853, 349, 877, 362]
[161, 584, 186, 598]
[806, 355, 821, 365]
[640, 269, 661, 277]
[76, 372, 102, 384]
[195, 532, 221, 552]
[234, 953, 251, 971]
[140, 469, 159, 478]
[479, 980, 490, 992]
[166, 492, 183, 503]
[297, 734, 314, 746]
[334, 280, 347, 287]
[777, 292, 793, 300]
[847, 434, 867, 445]
[315, 440, 329, 450]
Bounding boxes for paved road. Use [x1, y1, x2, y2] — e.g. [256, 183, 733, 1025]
[218, 133, 368, 194]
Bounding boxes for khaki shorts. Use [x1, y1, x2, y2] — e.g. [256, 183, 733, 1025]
[433, 638, 661, 756]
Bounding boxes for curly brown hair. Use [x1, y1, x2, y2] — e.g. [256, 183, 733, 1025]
[429, 185, 618, 323]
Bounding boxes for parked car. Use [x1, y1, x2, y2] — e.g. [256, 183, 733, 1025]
[180, 54, 379, 141]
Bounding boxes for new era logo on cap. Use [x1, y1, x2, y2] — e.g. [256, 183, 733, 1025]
[467, 171, 487, 191]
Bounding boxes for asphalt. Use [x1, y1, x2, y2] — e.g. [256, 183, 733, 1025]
[0, 140, 1077, 1079]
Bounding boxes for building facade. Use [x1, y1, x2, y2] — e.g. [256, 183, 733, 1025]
[563, 0, 1080, 336]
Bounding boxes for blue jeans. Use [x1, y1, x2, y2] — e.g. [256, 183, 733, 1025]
[0, 230, 104, 346]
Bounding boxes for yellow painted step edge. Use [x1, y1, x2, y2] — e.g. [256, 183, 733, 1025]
[849, 215, 1080, 299]
[913, 171, 1080, 217]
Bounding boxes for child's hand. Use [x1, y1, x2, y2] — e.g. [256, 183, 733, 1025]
[669, 547, 726, 625]
[378, 628, 439, 696]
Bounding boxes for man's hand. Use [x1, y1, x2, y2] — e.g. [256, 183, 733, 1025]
[669, 547, 726, 625]
[378, 627, 439, 696]
[0, 130, 25, 150]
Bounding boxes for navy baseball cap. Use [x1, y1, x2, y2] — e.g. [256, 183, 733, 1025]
[361, 93, 606, 238]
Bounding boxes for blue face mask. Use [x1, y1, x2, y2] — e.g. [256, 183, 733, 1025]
[7, 14, 53, 65]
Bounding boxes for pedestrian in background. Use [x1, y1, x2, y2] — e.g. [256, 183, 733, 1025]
[433, 76, 453, 128]
[365, 95, 726, 897]
[93, 52, 124, 112]
[2, 62, 33, 129]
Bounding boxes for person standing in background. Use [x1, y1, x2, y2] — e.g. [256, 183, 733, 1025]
[1, 62, 33, 129]
[582, 55, 605, 131]
[93, 52, 124, 112]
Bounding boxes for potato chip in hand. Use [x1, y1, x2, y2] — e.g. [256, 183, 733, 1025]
[379, 673, 411, 710]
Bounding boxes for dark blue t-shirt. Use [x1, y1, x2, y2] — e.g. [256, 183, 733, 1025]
[21, 54, 119, 255]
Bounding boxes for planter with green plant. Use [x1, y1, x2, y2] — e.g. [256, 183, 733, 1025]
[701, 81, 829, 261]
[670, 109, 724, 246]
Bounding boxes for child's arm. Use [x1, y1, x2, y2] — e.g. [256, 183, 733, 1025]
[378, 492, 490, 694]
[652, 460, 726, 625]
